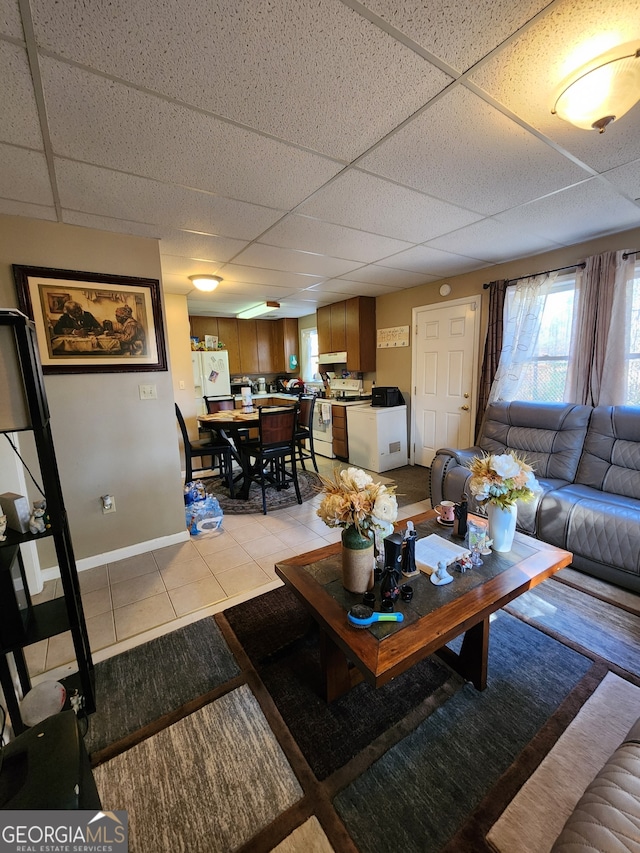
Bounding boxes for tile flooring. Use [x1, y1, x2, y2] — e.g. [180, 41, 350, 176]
[27, 458, 430, 681]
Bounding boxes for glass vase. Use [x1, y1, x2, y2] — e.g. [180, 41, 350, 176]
[341, 526, 375, 593]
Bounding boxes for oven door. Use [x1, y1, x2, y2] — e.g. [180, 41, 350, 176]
[312, 402, 334, 458]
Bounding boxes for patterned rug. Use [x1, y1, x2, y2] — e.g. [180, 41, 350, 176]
[89, 572, 640, 852]
[201, 469, 322, 514]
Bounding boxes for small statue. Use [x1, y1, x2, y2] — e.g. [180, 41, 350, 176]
[0, 514, 7, 541]
[430, 560, 453, 586]
[401, 520, 419, 577]
[29, 505, 47, 534]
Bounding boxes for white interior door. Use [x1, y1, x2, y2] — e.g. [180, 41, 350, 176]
[412, 297, 480, 467]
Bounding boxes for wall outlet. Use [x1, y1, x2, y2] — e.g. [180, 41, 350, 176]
[139, 384, 157, 400]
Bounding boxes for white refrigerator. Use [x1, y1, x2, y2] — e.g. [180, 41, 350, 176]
[192, 350, 231, 413]
[346, 405, 408, 473]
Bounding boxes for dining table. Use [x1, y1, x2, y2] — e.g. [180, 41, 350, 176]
[198, 406, 296, 499]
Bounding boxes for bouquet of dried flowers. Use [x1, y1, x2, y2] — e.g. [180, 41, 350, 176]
[317, 467, 398, 538]
[467, 451, 539, 509]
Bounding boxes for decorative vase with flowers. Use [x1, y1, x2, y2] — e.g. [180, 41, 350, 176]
[317, 467, 398, 593]
[467, 451, 539, 552]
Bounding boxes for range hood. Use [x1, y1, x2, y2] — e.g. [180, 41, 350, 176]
[317, 351, 347, 365]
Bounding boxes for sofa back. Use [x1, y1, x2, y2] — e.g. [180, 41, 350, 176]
[574, 405, 640, 499]
[479, 401, 592, 483]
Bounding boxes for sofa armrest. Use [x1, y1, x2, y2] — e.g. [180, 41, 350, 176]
[430, 446, 481, 506]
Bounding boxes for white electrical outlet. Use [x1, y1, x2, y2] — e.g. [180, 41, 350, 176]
[139, 384, 157, 400]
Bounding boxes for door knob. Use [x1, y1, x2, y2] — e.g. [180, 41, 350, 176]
[461, 405, 469, 411]
[463, 392, 470, 398]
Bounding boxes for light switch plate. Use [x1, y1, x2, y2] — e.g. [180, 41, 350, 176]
[139, 384, 157, 400]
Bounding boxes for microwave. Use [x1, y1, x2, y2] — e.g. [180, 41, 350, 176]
[371, 386, 404, 407]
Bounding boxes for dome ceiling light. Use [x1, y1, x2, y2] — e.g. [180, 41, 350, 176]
[552, 41, 640, 133]
[189, 275, 222, 292]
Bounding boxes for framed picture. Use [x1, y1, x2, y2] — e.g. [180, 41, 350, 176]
[13, 265, 168, 374]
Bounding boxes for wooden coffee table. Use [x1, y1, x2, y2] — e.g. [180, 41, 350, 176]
[275, 510, 572, 701]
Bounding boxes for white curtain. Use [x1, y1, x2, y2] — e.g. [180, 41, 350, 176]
[488, 272, 557, 403]
[599, 252, 638, 405]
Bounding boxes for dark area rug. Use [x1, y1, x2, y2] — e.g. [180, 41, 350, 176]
[85, 618, 240, 760]
[201, 469, 321, 513]
[222, 586, 454, 780]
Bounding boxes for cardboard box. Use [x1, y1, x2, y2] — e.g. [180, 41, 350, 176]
[0, 492, 31, 534]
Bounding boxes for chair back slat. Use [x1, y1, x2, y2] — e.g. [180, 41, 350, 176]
[259, 406, 297, 447]
[205, 397, 236, 414]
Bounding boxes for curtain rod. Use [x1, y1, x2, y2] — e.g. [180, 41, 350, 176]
[623, 250, 639, 259]
[482, 262, 585, 289]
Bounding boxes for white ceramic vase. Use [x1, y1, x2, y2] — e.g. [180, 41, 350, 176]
[487, 502, 517, 552]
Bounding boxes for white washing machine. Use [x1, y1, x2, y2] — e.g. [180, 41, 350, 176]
[346, 405, 408, 472]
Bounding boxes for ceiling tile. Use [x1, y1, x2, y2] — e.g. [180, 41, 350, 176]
[426, 217, 563, 263]
[359, 86, 592, 214]
[600, 159, 640, 205]
[359, 0, 552, 71]
[0, 1, 23, 38]
[159, 231, 249, 264]
[305, 279, 400, 296]
[0, 42, 44, 148]
[468, 0, 640, 170]
[297, 170, 483, 242]
[378, 244, 490, 276]
[55, 159, 284, 238]
[493, 179, 640, 245]
[40, 57, 344, 210]
[31, 0, 451, 161]
[0, 198, 56, 220]
[231, 243, 363, 277]
[259, 214, 414, 263]
[160, 256, 224, 278]
[338, 264, 436, 287]
[217, 263, 323, 289]
[0, 144, 53, 204]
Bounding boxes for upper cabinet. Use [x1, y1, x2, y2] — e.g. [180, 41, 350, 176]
[189, 316, 299, 375]
[317, 296, 376, 372]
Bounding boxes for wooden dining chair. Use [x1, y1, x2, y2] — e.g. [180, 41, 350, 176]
[239, 406, 302, 514]
[175, 403, 235, 496]
[295, 395, 319, 472]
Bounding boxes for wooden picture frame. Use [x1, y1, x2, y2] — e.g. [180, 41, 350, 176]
[13, 265, 168, 374]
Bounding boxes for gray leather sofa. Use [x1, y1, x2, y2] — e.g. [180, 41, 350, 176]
[430, 401, 640, 594]
[551, 716, 640, 852]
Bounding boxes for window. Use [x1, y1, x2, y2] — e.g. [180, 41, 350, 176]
[300, 328, 319, 382]
[621, 263, 640, 404]
[506, 275, 576, 403]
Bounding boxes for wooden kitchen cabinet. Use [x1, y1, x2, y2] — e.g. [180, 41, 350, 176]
[238, 320, 259, 373]
[345, 296, 376, 372]
[317, 296, 375, 371]
[332, 406, 348, 459]
[217, 318, 241, 373]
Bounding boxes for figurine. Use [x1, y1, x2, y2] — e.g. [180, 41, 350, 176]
[452, 494, 468, 539]
[28, 505, 47, 534]
[401, 520, 419, 577]
[430, 560, 453, 586]
[0, 514, 6, 541]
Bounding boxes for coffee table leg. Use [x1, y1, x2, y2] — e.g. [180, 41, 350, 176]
[319, 630, 363, 701]
[435, 617, 489, 690]
[458, 617, 489, 690]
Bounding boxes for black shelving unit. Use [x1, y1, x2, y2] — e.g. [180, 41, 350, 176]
[0, 310, 95, 733]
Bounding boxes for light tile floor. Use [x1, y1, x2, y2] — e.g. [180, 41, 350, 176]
[27, 457, 430, 681]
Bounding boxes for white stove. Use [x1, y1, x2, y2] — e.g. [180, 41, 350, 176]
[328, 377, 363, 398]
[312, 379, 368, 458]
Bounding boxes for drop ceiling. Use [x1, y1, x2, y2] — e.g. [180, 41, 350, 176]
[1, 0, 639, 319]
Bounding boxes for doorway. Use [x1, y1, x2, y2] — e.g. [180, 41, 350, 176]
[411, 296, 481, 467]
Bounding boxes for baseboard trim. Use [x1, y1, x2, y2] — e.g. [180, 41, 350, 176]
[41, 529, 190, 580]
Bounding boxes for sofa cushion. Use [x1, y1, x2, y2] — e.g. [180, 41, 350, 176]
[479, 401, 592, 483]
[539, 484, 640, 580]
[574, 406, 640, 500]
[551, 727, 640, 853]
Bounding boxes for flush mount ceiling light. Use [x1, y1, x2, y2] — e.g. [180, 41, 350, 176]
[237, 301, 280, 320]
[188, 274, 222, 292]
[552, 41, 640, 133]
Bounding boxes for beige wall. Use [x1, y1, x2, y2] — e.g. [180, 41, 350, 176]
[375, 225, 640, 402]
[0, 216, 186, 568]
